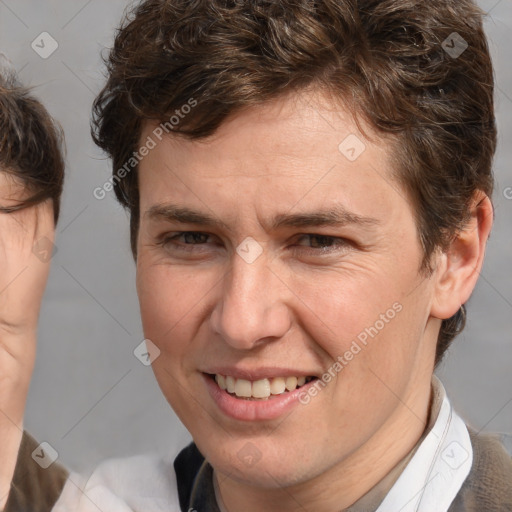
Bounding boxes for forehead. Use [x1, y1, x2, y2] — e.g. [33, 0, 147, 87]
[141, 89, 380, 165]
[136, 89, 408, 228]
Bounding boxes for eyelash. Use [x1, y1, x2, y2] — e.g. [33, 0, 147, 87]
[157, 231, 351, 256]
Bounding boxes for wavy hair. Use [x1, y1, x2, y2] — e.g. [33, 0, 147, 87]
[92, 0, 496, 366]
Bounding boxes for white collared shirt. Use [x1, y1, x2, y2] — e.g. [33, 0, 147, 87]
[375, 376, 473, 512]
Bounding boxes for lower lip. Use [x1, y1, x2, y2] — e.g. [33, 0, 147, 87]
[202, 373, 318, 421]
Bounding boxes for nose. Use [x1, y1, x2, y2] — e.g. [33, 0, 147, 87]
[210, 247, 292, 350]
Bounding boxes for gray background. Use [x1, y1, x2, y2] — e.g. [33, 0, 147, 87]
[0, 0, 510, 473]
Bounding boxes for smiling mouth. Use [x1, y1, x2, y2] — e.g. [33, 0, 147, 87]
[206, 373, 318, 400]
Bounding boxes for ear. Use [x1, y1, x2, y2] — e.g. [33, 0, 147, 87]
[430, 190, 493, 320]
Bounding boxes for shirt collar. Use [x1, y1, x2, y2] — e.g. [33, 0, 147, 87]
[344, 373, 446, 511]
[375, 375, 473, 512]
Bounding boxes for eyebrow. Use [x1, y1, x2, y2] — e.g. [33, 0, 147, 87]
[145, 203, 381, 231]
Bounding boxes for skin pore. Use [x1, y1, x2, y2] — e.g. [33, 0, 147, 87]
[134, 87, 492, 512]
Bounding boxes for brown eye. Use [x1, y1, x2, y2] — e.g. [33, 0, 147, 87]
[159, 231, 215, 253]
[293, 234, 351, 253]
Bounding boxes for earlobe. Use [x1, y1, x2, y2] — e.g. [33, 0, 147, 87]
[430, 191, 493, 320]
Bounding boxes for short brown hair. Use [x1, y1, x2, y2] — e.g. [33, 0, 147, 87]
[92, 0, 496, 366]
[0, 59, 65, 224]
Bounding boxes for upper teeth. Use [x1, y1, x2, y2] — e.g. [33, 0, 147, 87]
[215, 374, 309, 399]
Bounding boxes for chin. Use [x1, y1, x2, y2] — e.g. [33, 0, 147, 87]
[198, 435, 318, 488]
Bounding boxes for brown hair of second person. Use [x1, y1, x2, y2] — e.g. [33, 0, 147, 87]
[0, 61, 65, 224]
[91, 0, 496, 366]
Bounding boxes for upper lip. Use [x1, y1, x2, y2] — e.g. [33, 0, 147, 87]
[203, 366, 319, 381]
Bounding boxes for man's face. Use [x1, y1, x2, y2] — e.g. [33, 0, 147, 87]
[135, 89, 440, 487]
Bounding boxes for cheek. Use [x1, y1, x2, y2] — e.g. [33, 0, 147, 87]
[289, 258, 428, 394]
[136, 261, 211, 344]
[288, 265, 404, 352]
